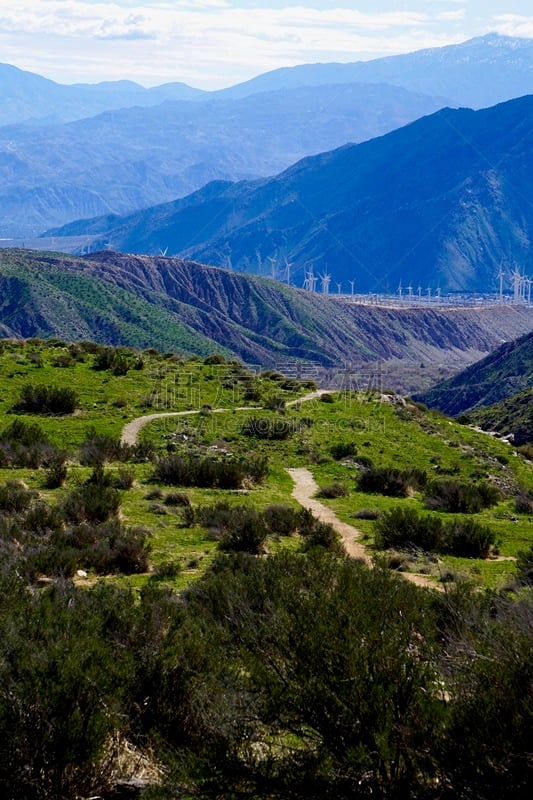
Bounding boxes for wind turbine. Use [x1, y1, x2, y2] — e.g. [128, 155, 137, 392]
[417, 285, 423, 302]
[349, 279, 355, 296]
[267, 256, 277, 280]
[426, 286, 432, 303]
[497, 264, 505, 303]
[407, 283, 413, 303]
[283, 257, 292, 285]
[511, 267, 523, 303]
[158, 246, 169, 256]
[319, 271, 331, 294]
[336, 282, 342, 295]
[397, 279, 403, 303]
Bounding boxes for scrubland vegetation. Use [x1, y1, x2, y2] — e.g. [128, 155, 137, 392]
[0, 338, 531, 798]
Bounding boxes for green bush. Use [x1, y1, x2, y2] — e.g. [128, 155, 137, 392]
[0, 419, 64, 469]
[317, 482, 349, 498]
[13, 383, 79, 415]
[424, 478, 501, 513]
[241, 416, 300, 440]
[152, 453, 268, 489]
[263, 503, 301, 535]
[330, 441, 357, 460]
[358, 465, 427, 497]
[374, 506, 497, 557]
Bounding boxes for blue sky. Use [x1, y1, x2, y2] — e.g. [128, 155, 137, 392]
[1, 1, 532, 88]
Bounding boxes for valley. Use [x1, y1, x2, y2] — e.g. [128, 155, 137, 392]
[0, 27, 532, 799]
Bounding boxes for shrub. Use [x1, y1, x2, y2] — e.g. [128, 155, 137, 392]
[203, 354, 226, 365]
[13, 383, 79, 415]
[515, 545, 533, 585]
[62, 469, 121, 524]
[0, 419, 64, 468]
[43, 454, 68, 489]
[424, 478, 500, 513]
[241, 416, 299, 440]
[163, 492, 191, 507]
[330, 441, 357, 460]
[0, 480, 36, 513]
[515, 492, 533, 514]
[152, 453, 268, 489]
[263, 504, 301, 535]
[195, 502, 269, 554]
[358, 466, 427, 497]
[318, 483, 349, 498]
[79, 428, 126, 465]
[352, 508, 381, 520]
[374, 506, 497, 558]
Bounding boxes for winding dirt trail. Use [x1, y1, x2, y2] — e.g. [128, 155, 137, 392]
[286, 467, 440, 590]
[120, 390, 332, 446]
[120, 393, 439, 589]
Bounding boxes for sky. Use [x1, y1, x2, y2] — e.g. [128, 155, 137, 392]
[1, 1, 532, 89]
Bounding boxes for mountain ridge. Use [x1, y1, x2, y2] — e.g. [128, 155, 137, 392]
[0, 249, 532, 393]
[48, 94, 533, 294]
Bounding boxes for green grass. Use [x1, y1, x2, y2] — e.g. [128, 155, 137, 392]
[1, 339, 531, 589]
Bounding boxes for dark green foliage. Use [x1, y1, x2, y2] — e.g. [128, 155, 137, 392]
[0, 479, 36, 512]
[515, 546, 533, 586]
[92, 346, 134, 375]
[152, 453, 268, 489]
[13, 383, 79, 415]
[358, 465, 427, 497]
[330, 441, 357, 460]
[62, 467, 121, 524]
[298, 508, 344, 554]
[263, 503, 301, 535]
[241, 415, 301, 439]
[375, 506, 497, 557]
[424, 478, 501, 513]
[163, 491, 191, 507]
[44, 453, 68, 489]
[0, 579, 138, 799]
[191, 502, 269, 554]
[317, 482, 348, 498]
[0, 418, 65, 468]
[203, 354, 226, 364]
[174, 552, 440, 798]
[515, 490, 533, 514]
[438, 592, 533, 800]
[79, 428, 125, 465]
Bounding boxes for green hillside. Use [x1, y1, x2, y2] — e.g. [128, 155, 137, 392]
[417, 330, 533, 415]
[468, 388, 533, 446]
[0, 338, 532, 798]
[1, 249, 532, 392]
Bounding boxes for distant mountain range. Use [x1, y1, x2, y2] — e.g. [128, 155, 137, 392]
[1, 33, 533, 238]
[416, 331, 533, 416]
[1, 250, 531, 388]
[49, 94, 533, 295]
[0, 83, 448, 237]
[217, 33, 533, 109]
[2, 34, 532, 127]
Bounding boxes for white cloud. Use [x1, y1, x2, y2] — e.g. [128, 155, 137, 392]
[492, 14, 533, 38]
[0, 1, 504, 88]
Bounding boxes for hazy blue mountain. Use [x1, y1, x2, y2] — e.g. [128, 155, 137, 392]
[0, 82, 448, 236]
[0, 63, 207, 126]
[3, 33, 530, 128]
[218, 33, 533, 109]
[50, 95, 533, 295]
